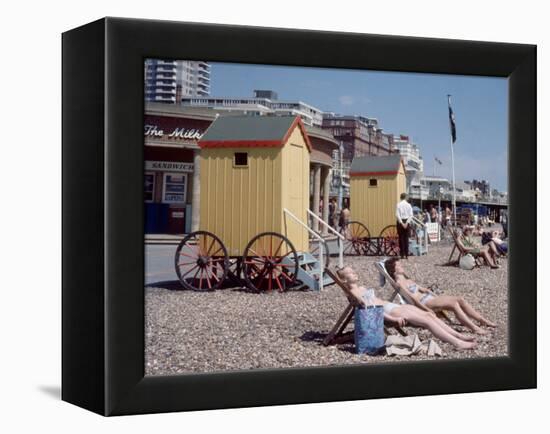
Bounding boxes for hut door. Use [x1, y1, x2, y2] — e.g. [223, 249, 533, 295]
[288, 143, 305, 217]
[285, 142, 308, 251]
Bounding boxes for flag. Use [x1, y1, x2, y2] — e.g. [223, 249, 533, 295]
[448, 95, 457, 144]
[435, 157, 443, 165]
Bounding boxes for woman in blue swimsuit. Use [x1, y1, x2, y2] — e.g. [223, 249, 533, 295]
[384, 258, 496, 334]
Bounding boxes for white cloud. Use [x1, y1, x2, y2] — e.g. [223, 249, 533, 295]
[338, 95, 355, 106]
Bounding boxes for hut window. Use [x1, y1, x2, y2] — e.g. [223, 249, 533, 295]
[234, 152, 248, 167]
[369, 179, 378, 187]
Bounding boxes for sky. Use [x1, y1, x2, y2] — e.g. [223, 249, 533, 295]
[209, 62, 508, 192]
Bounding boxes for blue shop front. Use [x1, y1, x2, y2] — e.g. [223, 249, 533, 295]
[144, 104, 215, 235]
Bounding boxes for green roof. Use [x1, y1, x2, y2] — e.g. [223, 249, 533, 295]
[350, 155, 403, 174]
[200, 115, 298, 143]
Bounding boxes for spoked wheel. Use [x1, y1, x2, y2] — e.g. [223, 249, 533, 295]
[379, 225, 400, 256]
[343, 221, 371, 255]
[174, 231, 229, 291]
[310, 238, 330, 269]
[242, 232, 299, 293]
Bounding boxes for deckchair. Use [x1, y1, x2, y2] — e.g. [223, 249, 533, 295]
[374, 261, 453, 324]
[446, 226, 483, 267]
[322, 268, 406, 346]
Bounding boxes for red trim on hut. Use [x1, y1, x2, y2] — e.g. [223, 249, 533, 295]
[281, 117, 313, 152]
[200, 140, 282, 148]
[350, 170, 399, 177]
[199, 116, 313, 152]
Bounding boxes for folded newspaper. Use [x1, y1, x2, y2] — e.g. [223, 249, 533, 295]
[385, 334, 443, 357]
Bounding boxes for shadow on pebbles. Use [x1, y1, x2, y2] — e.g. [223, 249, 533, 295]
[145, 242, 508, 376]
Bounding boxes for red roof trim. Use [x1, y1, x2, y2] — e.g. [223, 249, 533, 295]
[281, 117, 313, 152]
[200, 140, 282, 148]
[350, 170, 399, 177]
[198, 116, 313, 152]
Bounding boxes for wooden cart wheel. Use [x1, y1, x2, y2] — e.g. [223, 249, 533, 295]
[379, 224, 400, 256]
[242, 232, 299, 293]
[174, 231, 229, 291]
[343, 221, 370, 255]
[310, 238, 330, 269]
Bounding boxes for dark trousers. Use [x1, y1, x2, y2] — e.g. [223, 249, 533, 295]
[396, 219, 410, 258]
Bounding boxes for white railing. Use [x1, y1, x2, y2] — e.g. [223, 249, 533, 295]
[283, 208, 326, 291]
[410, 216, 429, 254]
[306, 209, 344, 269]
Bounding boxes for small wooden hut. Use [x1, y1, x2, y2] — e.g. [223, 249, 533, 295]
[349, 155, 407, 236]
[198, 115, 311, 256]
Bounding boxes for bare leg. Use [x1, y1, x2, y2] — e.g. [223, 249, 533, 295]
[481, 250, 498, 268]
[458, 298, 496, 327]
[453, 304, 488, 334]
[430, 311, 476, 340]
[484, 244, 500, 264]
[426, 296, 488, 334]
[487, 241, 500, 256]
[393, 306, 477, 350]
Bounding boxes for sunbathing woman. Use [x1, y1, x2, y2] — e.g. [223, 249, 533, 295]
[337, 266, 477, 350]
[384, 257, 496, 334]
[457, 226, 500, 268]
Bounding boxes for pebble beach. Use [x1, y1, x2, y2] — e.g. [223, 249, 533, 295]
[145, 236, 508, 376]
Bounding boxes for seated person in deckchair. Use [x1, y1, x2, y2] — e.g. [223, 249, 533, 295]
[456, 226, 500, 269]
[337, 266, 477, 350]
[384, 258, 496, 335]
[488, 230, 508, 255]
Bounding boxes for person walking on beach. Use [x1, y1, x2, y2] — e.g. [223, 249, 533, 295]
[328, 198, 336, 229]
[339, 203, 350, 234]
[501, 210, 508, 239]
[444, 205, 452, 227]
[429, 204, 438, 224]
[396, 192, 413, 259]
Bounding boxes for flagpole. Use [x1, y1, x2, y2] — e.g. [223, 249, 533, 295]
[450, 133, 457, 226]
[447, 94, 457, 226]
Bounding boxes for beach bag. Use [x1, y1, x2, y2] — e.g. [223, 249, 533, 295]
[354, 290, 385, 355]
[459, 253, 476, 270]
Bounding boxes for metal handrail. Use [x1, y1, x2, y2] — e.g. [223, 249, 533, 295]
[306, 209, 344, 268]
[410, 216, 429, 253]
[283, 208, 326, 291]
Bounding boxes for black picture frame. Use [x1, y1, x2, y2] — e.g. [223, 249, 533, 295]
[62, 17, 536, 416]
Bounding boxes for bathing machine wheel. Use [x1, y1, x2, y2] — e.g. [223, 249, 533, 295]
[174, 231, 229, 291]
[343, 221, 370, 256]
[242, 232, 299, 293]
[379, 225, 400, 256]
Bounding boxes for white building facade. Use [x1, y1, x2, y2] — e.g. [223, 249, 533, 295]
[145, 59, 211, 103]
[181, 90, 325, 126]
[392, 135, 425, 199]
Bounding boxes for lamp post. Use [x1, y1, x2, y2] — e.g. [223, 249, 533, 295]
[338, 143, 344, 210]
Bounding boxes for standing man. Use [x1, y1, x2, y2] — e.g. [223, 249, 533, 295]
[328, 198, 336, 229]
[339, 201, 350, 234]
[396, 192, 413, 259]
[501, 210, 508, 239]
[430, 204, 438, 224]
[444, 205, 452, 228]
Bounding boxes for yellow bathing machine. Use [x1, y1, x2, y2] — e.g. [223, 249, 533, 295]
[174, 115, 332, 292]
[343, 155, 407, 256]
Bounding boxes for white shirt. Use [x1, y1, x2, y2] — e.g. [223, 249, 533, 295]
[396, 200, 413, 224]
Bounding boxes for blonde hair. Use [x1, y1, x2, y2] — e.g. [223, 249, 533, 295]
[336, 266, 354, 283]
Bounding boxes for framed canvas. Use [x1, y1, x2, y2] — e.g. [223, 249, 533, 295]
[62, 17, 536, 416]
